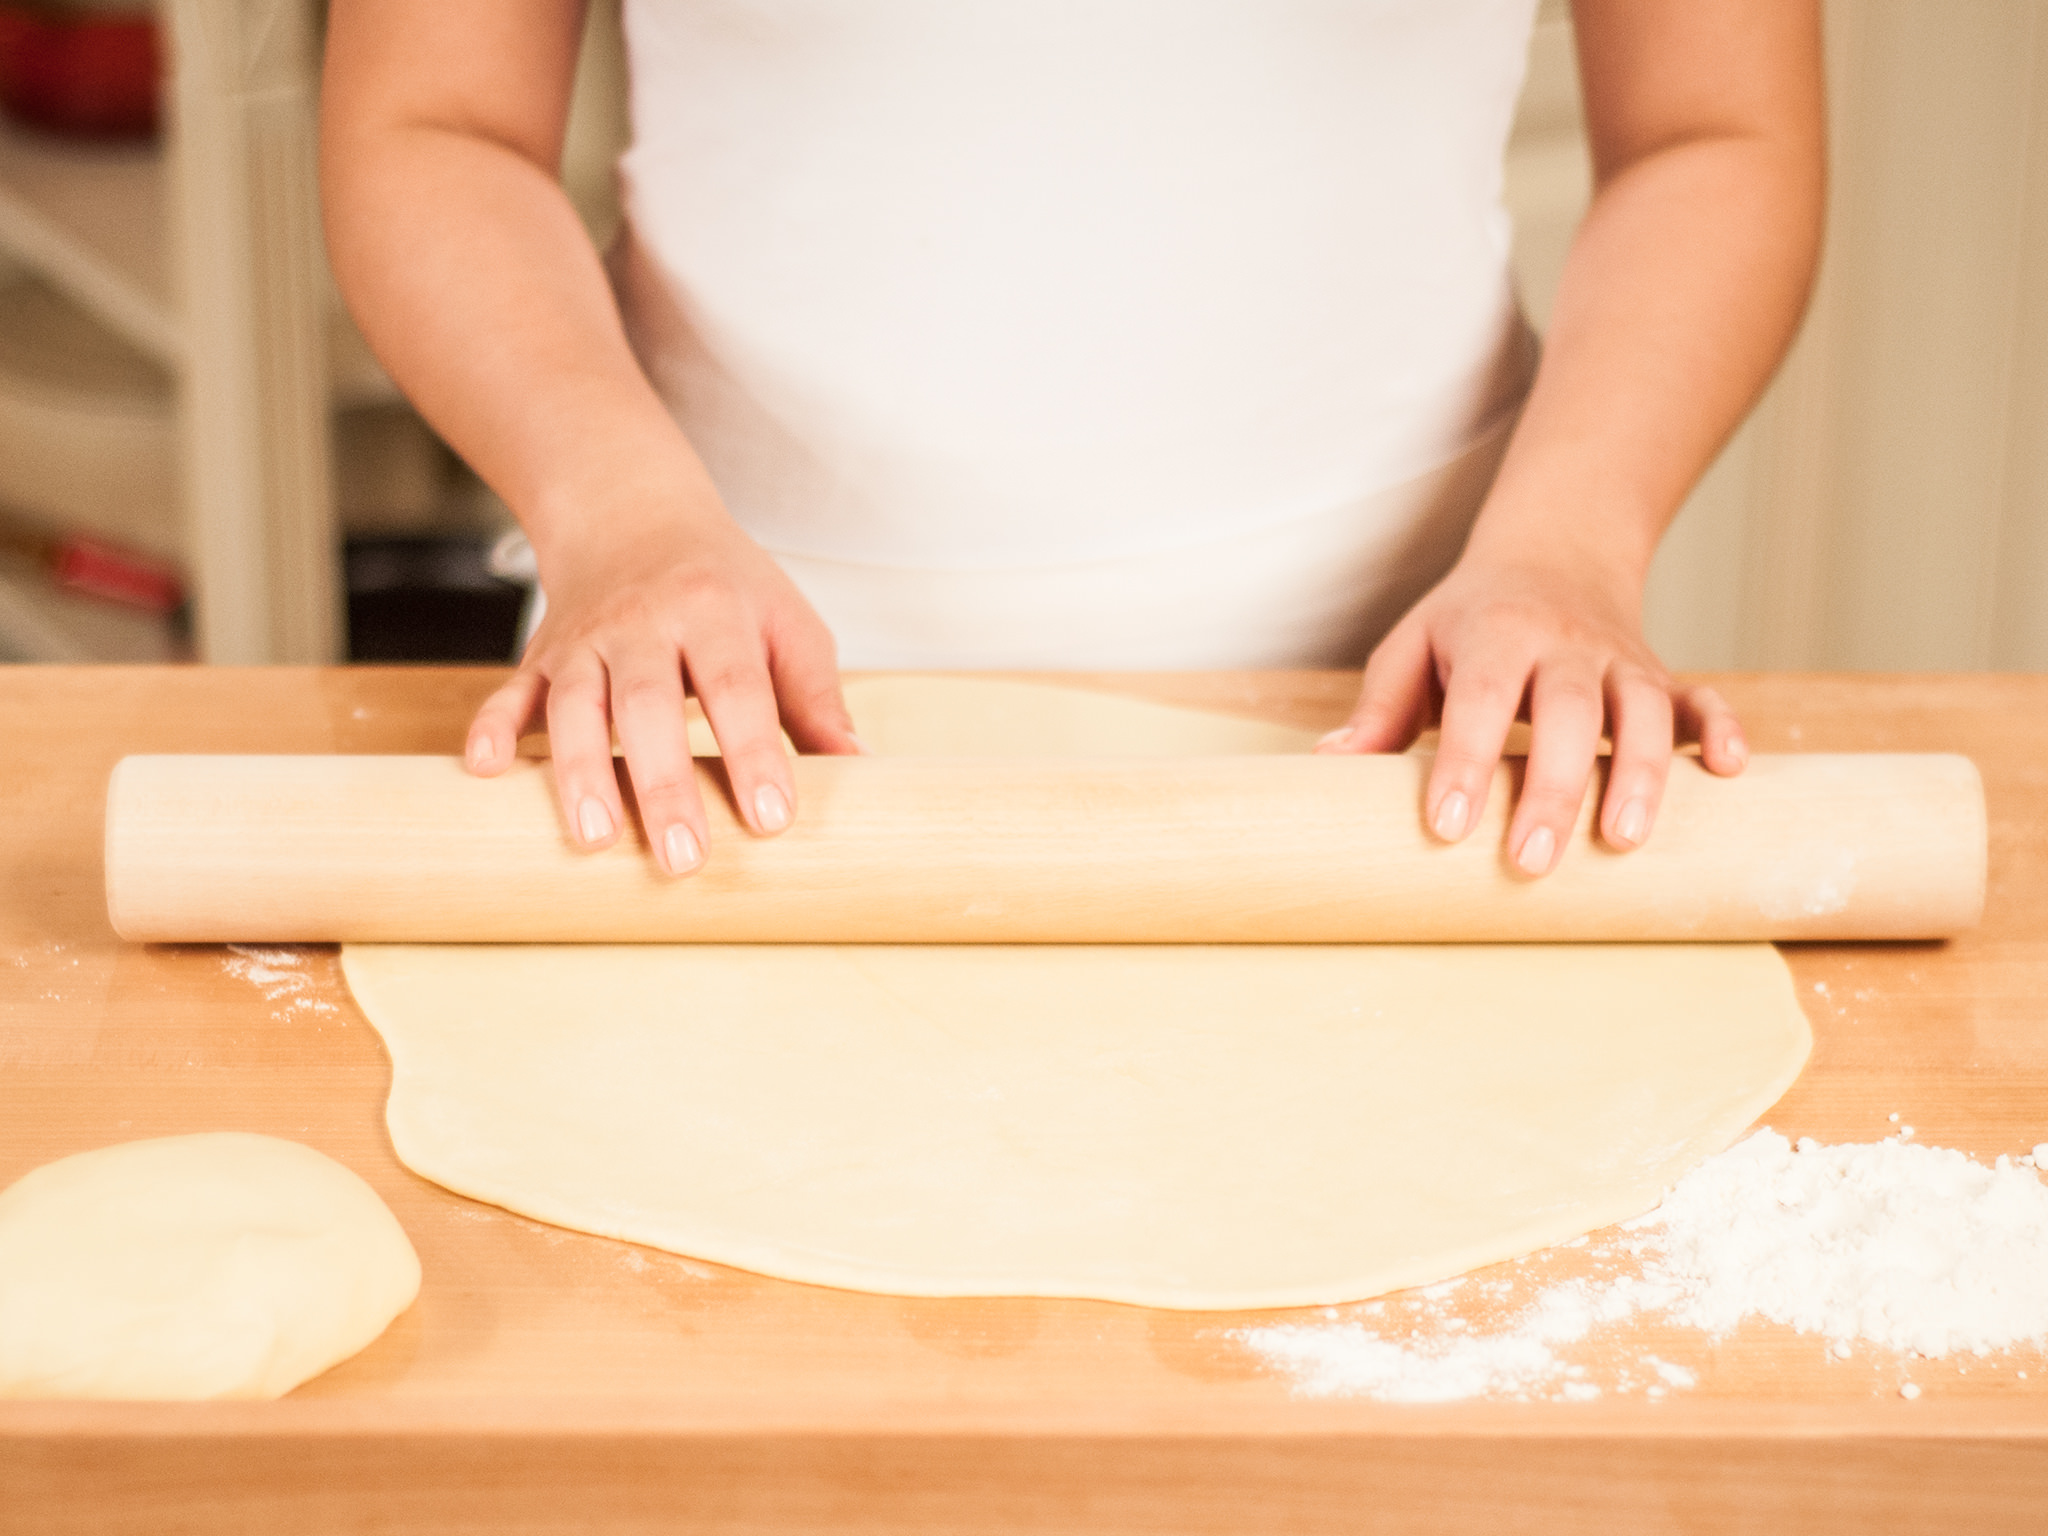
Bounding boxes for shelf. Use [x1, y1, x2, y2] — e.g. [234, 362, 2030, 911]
[0, 270, 180, 560]
[0, 115, 402, 405]
[0, 560, 186, 663]
[0, 117, 180, 367]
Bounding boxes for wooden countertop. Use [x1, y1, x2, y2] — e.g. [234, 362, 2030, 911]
[2, 667, 2046, 1535]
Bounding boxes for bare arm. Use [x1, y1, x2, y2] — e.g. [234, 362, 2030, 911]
[1323, 0, 1825, 873]
[321, 0, 856, 878]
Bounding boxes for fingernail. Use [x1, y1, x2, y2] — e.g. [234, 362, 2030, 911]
[1615, 799, 1648, 847]
[1432, 791, 1469, 841]
[663, 824, 701, 874]
[754, 783, 791, 832]
[1517, 825, 1557, 876]
[848, 733, 875, 756]
[466, 738, 490, 772]
[1316, 727, 1355, 753]
[1728, 736, 1750, 770]
[577, 797, 613, 845]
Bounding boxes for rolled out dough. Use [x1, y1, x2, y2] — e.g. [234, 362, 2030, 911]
[0, 1133, 420, 1399]
[343, 677, 1811, 1311]
[679, 673, 1324, 756]
[832, 674, 1325, 756]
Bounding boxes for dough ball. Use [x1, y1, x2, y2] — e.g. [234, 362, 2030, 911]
[0, 1133, 420, 1400]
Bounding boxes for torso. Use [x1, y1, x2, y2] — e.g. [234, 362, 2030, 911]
[614, 0, 1540, 662]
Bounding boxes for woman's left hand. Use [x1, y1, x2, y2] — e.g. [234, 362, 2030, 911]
[1308, 0, 1819, 874]
[1314, 543, 1748, 875]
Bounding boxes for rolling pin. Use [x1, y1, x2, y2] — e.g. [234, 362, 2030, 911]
[104, 752, 1985, 943]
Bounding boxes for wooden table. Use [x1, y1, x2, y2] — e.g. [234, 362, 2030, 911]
[3, 667, 2046, 1535]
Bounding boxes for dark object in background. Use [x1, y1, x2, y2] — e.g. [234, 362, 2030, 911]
[346, 537, 525, 664]
[0, 3, 159, 141]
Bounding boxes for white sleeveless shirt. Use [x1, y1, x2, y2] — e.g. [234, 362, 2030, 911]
[612, 0, 1540, 666]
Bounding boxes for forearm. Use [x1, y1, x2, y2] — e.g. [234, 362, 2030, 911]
[1329, 11, 1821, 864]
[1470, 127, 1824, 584]
[320, 116, 722, 570]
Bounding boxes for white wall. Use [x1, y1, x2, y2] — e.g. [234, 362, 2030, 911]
[1508, 0, 2048, 671]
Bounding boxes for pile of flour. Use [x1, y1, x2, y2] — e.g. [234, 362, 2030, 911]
[1240, 1127, 2048, 1403]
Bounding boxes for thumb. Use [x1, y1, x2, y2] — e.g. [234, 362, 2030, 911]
[1318, 619, 1435, 755]
[769, 622, 864, 756]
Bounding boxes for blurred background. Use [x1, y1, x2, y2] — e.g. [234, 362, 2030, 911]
[0, 0, 2041, 670]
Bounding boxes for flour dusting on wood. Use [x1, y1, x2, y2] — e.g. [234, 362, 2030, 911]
[221, 945, 339, 1017]
[1240, 1127, 2048, 1403]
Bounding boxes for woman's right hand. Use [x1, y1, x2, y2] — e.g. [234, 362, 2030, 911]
[324, 0, 856, 876]
[463, 504, 861, 877]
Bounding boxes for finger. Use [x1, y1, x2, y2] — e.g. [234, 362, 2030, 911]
[1507, 656, 1607, 877]
[544, 655, 626, 851]
[606, 646, 709, 877]
[768, 613, 862, 756]
[1320, 619, 1434, 754]
[1676, 684, 1748, 776]
[1599, 666, 1676, 850]
[1425, 642, 1532, 844]
[682, 613, 798, 835]
[466, 668, 546, 776]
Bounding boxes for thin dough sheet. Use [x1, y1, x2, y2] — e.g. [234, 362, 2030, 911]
[343, 940, 1808, 1311]
[679, 675, 1324, 756]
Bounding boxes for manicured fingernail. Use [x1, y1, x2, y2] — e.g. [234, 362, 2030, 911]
[466, 738, 490, 772]
[1615, 799, 1648, 847]
[578, 797, 613, 845]
[1316, 727, 1355, 753]
[754, 783, 791, 832]
[663, 824, 701, 874]
[1517, 825, 1557, 875]
[1432, 791, 1469, 841]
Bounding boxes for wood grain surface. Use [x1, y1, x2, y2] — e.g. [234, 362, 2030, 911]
[3, 667, 2046, 1535]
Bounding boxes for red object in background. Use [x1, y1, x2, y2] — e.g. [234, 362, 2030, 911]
[0, 505, 186, 615]
[50, 534, 183, 614]
[0, 4, 160, 141]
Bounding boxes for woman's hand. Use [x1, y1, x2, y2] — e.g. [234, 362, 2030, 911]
[464, 503, 860, 877]
[325, 0, 860, 876]
[1315, 541, 1747, 875]
[1302, 0, 1817, 874]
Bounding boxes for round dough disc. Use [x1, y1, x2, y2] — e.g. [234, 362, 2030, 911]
[343, 939, 1807, 1311]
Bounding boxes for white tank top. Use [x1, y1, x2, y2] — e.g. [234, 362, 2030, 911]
[611, 1, 1538, 663]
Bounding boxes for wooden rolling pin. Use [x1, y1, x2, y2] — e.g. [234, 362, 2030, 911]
[103, 752, 1985, 943]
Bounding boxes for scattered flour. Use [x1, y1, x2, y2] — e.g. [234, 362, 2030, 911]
[1240, 1127, 2048, 1404]
[222, 945, 309, 998]
[221, 945, 339, 1017]
[1244, 1272, 1652, 1403]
